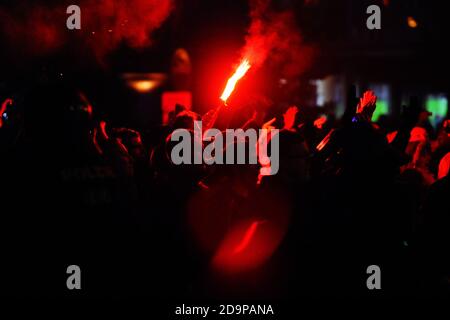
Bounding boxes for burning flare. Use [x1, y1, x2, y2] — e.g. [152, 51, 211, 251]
[220, 59, 251, 103]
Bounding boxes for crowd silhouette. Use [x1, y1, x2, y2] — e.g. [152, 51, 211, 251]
[0, 78, 449, 299]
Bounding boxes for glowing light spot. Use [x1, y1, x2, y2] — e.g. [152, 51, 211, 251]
[123, 73, 167, 94]
[407, 16, 418, 28]
[129, 80, 158, 93]
[426, 95, 448, 127]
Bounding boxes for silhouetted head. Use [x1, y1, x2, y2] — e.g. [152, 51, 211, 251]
[25, 82, 94, 146]
[172, 110, 200, 131]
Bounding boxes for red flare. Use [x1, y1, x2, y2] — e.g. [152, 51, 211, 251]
[220, 59, 251, 104]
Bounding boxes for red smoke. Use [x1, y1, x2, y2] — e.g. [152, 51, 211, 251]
[0, 4, 65, 55]
[82, 0, 173, 57]
[242, 0, 314, 77]
[0, 0, 173, 58]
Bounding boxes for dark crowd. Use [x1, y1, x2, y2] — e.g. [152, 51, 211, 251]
[0, 78, 449, 300]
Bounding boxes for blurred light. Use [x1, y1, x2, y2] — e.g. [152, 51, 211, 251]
[312, 76, 345, 113]
[279, 78, 288, 86]
[372, 100, 388, 122]
[122, 73, 167, 94]
[212, 219, 285, 273]
[426, 95, 448, 127]
[314, 79, 325, 107]
[407, 16, 418, 28]
[171, 48, 192, 75]
[233, 221, 262, 254]
[129, 80, 158, 93]
[368, 84, 390, 122]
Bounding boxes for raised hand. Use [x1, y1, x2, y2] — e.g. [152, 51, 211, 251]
[283, 106, 299, 131]
[262, 117, 277, 130]
[314, 116, 327, 130]
[357, 90, 377, 114]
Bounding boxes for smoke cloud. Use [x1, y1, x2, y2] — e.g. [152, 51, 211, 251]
[0, 0, 173, 58]
[242, 0, 314, 77]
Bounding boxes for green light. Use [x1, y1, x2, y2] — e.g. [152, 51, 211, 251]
[373, 100, 389, 122]
[426, 97, 448, 127]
